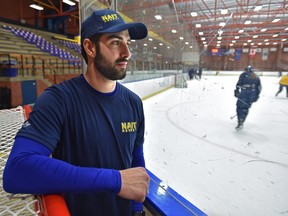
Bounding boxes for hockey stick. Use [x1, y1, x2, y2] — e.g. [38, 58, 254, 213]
[230, 114, 237, 119]
[237, 98, 251, 106]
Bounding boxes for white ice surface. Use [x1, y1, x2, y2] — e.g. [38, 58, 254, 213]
[143, 75, 288, 216]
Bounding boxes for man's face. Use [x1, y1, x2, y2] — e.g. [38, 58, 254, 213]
[93, 30, 131, 80]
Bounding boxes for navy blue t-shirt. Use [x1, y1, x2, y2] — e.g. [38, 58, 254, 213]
[16, 75, 145, 216]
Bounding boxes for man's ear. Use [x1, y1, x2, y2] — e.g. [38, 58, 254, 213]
[83, 38, 96, 59]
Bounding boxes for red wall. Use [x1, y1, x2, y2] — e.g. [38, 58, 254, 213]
[201, 47, 287, 71]
[0, 74, 80, 108]
[0, 0, 39, 26]
[0, 0, 79, 36]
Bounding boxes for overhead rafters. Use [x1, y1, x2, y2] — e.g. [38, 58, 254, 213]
[28, 0, 288, 51]
[118, 0, 288, 50]
[32, 0, 79, 19]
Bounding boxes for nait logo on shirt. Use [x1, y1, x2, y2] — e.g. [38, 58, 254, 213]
[101, 14, 120, 23]
[121, 122, 137, 133]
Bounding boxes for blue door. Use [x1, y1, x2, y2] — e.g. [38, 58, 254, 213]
[21, 80, 37, 105]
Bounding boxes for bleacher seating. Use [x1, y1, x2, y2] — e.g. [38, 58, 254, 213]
[0, 22, 82, 80]
[6, 25, 81, 66]
[0, 25, 45, 55]
[54, 37, 81, 54]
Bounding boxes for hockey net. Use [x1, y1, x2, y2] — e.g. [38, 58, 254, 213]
[175, 73, 188, 88]
[0, 106, 69, 216]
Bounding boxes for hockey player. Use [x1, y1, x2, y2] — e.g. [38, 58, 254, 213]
[234, 65, 262, 130]
[275, 73, 288, 97]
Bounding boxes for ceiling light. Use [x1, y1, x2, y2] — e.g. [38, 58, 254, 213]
[243, 43, 247, 46]
[220, 9, 228, 15]
[196, 24, 201, 28]
[260, 28, 267, 32]
[235, 36, 239, 39]
[232, 40, 236, 43]
[230, 44, 234, 46]
[148, 38, 153, 41]
[201, 37, 205, 40]
[179, 37, 184, 40]
[185, 42, 189, 45]
[199, 32, 204, 35]
[281, 39, 287, 41]
[218, 30, 223, 36]
[219, 22, 225, 27]
[285, 27, 288, 31]
[273, 42, 277, 45]
[258, 42, 262, 45]
[265, 42, 270, 45]
[254, 6, 263, 11]
[247, 40, 252, 43]
[217, 44, 220, 47]
[253, 35, 258, 38]
[251, 43, 254, 45]
[244, 20, 251, 25]
[171, 29, 177, 33]
[167, 46, 170, 49]
[144, 44, 147, 46]
[264, 39, 269, 42]
[29, 4, 44, 10]
[238, 29, 244, 33]
[272, 18, 280, 23]
[217, 41, 221, 44]
[273, 34, 278, 37]
[217, 37, 222, 40]
[63, 0, 76, 6]
[191, 12, 197, 17]
[155, 15, 162, 20]
[159, 43, 163, 46]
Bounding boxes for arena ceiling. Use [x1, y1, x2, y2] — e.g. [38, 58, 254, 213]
[30, 0, 288, 52]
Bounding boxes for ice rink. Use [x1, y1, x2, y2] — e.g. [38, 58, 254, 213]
[143, 74, 288, 216]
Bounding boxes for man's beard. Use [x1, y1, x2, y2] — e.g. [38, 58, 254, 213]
[93, 47, 128, 81]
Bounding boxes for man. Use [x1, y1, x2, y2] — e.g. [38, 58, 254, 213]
[3, 9, 149, 216]
[198, 67, 202, 80]
[188, 67, 194, 80]
[234, 65, 262, 130]
[275, 73, 288, 97]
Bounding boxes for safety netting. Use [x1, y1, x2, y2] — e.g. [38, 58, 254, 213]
[0, 107, 41, 215]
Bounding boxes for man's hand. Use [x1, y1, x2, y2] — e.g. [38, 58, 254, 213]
[118, 167, 150, 202]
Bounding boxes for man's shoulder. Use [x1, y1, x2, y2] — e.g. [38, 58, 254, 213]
[239, 71, 248, 77]
[48, 75, 82, 92]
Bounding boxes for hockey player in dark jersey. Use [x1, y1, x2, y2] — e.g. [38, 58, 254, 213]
[3, 9, 149, 216]
[234, 65, 262, 130]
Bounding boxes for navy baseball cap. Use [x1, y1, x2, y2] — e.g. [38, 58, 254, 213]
[81, 9, 148, 44]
